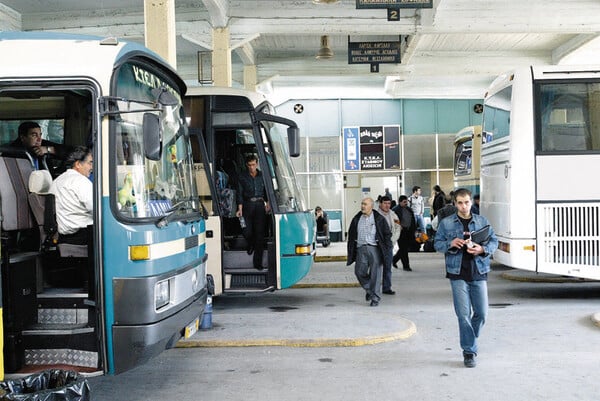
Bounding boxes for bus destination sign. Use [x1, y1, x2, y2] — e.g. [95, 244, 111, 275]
[356, 0, 433, 9]
[348, 41, 400, 65]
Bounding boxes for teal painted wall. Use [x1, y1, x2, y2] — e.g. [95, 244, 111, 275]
[277, 98, 483, 136]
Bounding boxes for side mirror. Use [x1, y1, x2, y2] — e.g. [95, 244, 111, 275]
[287, 126, 300, 157]
[143, 113, 162, 161]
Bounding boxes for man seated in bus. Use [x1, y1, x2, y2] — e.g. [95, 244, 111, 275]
[50, 146, 94, 245]
[10, 121, 67, 170]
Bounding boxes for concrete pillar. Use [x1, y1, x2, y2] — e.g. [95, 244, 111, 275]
[243, 65, 258, 91]
[213, 28, 232, 87]
[143, 0, 177, 69]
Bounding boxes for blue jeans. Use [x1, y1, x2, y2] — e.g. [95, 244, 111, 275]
[449, 279, 488, 355]
[414, 214, 425, 232]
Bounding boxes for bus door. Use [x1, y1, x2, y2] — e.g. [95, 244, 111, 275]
[189, 128, 223, 295]
[211, 127, 275, 294]
[0, 82, 104, 375]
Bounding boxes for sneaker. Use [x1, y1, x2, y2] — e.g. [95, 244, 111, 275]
[365, 293, 371, 301]
[382, 289, 396, 295]
[463, 353, 476, 368]
[403, 266, 412, 271]
[370, 300, 379, 307]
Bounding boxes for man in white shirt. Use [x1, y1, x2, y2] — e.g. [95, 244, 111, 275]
[50, 146, 93, 245]
[409, 185, 425, 233]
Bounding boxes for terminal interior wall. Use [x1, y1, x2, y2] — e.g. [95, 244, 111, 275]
[276, 98, 483, 238]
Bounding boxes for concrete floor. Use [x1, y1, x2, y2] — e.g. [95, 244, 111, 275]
[89, 253, 600, 401]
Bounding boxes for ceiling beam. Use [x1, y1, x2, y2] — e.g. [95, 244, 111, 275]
[552, 34, 600, 64]
[0, 3, 21, 30]
[201, 0, 228, 28]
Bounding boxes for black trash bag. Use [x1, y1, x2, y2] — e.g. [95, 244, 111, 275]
[0, 369, 90, 401]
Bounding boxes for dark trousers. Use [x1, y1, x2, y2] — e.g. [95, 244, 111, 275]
[393, 229, 411, 269]
[382, 246, 393, 291]
[243, 200, 266, 269]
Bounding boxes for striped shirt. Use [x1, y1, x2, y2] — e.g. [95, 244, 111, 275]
[357, 212, 377, 246]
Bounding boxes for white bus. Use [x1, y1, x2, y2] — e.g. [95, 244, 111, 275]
[481, 66, 600, 279]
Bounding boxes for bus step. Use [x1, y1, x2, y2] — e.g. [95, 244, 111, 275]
[223, 250, 268, 269]
[22, 323, 93, 336]
[22, 325, 98, 368]
[230, 274, 267, 288]
[36, 289, 92, 325]
[24, 348, 98, 369]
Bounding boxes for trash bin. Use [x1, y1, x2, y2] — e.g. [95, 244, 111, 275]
[0, 369, 90, 401]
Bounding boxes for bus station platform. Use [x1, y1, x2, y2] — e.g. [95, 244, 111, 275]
[177, 241, 598, 349]
[178, 241, 416, 348]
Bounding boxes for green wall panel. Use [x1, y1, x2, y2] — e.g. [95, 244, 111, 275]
[403, 99, 435, 134]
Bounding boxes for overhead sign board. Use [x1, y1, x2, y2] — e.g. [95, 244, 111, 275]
[356, 0, 433, 9]
[348, 41, 400, 65]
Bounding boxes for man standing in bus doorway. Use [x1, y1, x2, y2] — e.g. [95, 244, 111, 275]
[377, 196, 401, 295]
[347, 197, 392, 307]
[236, 154, 270, 270]
[434, 188, 498, 368]
[409, 185, 425, 233]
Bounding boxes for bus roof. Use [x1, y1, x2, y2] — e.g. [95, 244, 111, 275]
[454, 125, 481, 144]
[185, 86, 268, 108]
[487, 65, 600, 98]
[0, 31, 184, 92]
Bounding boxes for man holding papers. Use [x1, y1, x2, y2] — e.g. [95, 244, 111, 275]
[434, 188, 498, 368]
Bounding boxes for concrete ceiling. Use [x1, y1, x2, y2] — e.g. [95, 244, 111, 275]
[2, 0, 600, 104]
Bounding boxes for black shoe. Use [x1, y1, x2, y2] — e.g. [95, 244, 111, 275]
[247, 245, 254, 255]
[254, 266, 266, 271]
[403, 266, 412, 271]
[365, 293, 371, 301]
[463, 353, 476, 368]
[370, 300, 379, 307]
[382, 289, 396, 295]
[393, 262, 398, 269]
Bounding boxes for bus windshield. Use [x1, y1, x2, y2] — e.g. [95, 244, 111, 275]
[260, 121, 308, 213]
[111, 62, 198, 220]
[454, 138, 472, 176]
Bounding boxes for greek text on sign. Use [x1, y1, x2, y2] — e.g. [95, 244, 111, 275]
[356, 0, 433, 9]
[348, 41, 400, 64]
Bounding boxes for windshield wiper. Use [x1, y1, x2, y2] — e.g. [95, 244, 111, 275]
[155, 198, 200, 228]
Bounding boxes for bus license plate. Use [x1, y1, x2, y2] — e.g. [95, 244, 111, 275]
[185, 317, 199, 338]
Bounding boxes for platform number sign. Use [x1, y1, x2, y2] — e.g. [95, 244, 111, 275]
[294, 104, 304, 114]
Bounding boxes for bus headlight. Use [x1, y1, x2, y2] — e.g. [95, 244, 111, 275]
[155, 280, 170, 310]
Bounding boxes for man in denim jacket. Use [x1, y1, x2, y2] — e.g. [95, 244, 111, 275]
[434, 188, 498, 368]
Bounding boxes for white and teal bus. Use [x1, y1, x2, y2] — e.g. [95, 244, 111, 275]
[481, 66, 600, 279]
[184, 88, 315, 295]
[453, 125, 482, 195]
[0, 32, 208, 375]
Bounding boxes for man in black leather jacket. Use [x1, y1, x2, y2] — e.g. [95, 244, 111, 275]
[347, 197, 392, 307]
